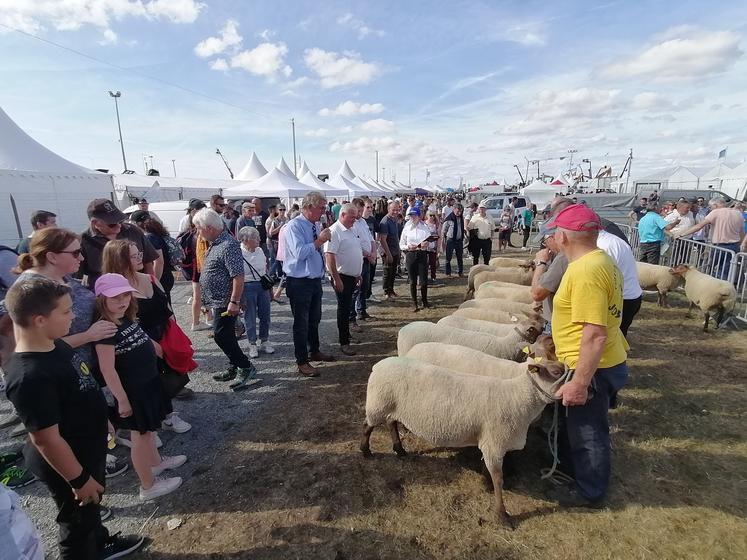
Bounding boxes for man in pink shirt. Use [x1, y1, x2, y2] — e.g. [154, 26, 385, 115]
[676, 196, 745, 279]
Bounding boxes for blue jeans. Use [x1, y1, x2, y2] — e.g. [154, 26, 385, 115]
[286, 276, 322, 364]
[713, 242, 739, 280]
[559, 362, 629, 502]
[350, 261, 370, 320]
[241, 281, 271, 343]
[445, 238, 464, 275]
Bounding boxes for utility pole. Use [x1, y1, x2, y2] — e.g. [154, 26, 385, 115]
[382, 167, 386, 181]
[408, 162, 411, 186]
[108, 91, 128, 172]
[172, 159, 177, 177]
[290, 118, 297, 177]
[215, 148, 234, 179]
[375, 150, 379, 181]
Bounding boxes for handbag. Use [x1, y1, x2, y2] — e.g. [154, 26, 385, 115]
[160, 318, 198, 374]
[159, 359, 190, 399]
[243, 256, 274, 290]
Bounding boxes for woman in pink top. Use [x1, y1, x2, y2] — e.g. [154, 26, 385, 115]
[271, 220, 289, 303]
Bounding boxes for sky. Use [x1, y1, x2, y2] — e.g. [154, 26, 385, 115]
[1, 0, 747, 187]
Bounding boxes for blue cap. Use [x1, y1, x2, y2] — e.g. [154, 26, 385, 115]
[408, 207, 421, 216]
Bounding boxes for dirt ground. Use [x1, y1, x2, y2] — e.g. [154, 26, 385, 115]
[133, 256, 747, 560]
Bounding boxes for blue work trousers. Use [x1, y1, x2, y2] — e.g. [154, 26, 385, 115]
[286, 276, 322, 364]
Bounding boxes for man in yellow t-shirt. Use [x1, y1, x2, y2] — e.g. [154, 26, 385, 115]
[467, 201, 495, 265]
[545, 204, 629, 508]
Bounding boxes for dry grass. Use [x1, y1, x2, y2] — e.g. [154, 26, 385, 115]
[139, 271, 747, 560]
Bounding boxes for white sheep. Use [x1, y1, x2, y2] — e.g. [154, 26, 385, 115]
[636, 262, 682, 307]
[488, 256, 530, 268]
[452, 307, 540, 324]
[465, 268, 533, 300]
[397, 321, 542, 360]
[459, 298, 540, 315]
[361, 356, 567, 526]
[466, 264, 495, 293]
[438, 315, 540, 338]
[475, 283, 535, 304]
[670, 264, 737, 331]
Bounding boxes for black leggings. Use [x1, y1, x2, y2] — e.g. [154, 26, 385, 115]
[405, 250, 428, 307]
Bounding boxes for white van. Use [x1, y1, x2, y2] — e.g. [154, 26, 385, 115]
[479, 194, 531, 223]
[124, 201, 190, 235]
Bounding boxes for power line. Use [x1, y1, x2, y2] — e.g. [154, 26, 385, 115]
[0, 22, 273, 120]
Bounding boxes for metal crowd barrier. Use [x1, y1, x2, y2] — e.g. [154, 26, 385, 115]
[732, 252, 747, 326]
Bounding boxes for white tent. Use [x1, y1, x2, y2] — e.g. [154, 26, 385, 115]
[276, 157, 296, 179]
[337, 160, 356, 180]
[329, 174, 364, 198]
[112, 173, 240, 206]
[223, 167, 309, 199]
[235, 152, 268, 181]
[521, 179, 558, 211]
[364, 176, 395, 192]
[299, 160, 311, 177]
[351, 176, 386, 196]
[720, 162, 747, 200]
[634, 166, 702, 191]
[298, 170, 349, 197]
[0, 107, 114, 246]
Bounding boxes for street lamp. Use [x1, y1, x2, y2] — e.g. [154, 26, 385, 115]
[108, 91, 128, 172]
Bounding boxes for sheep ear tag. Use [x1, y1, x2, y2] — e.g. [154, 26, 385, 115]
[522, 346, 530, 355]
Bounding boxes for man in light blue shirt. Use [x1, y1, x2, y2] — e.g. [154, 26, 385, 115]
[637, 203, 678, 264]
[283, 192, 335, 376]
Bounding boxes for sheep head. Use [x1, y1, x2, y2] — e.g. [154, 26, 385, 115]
[527, 359, 568, 402]
[529, 334, 557, 361]
[669, 264, 691, 277]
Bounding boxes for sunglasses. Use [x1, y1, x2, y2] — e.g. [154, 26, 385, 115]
[278, 208, 286, 211]
[58, 249, 83, 258]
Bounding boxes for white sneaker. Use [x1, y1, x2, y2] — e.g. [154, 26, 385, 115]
[261, 341, 275, 354]
[152, 455, 187, 476]
[139, 476, 182, 500]
[162, 413, 191, 434]
[248, 344, 259, 358]
[191, 323, 211, 332]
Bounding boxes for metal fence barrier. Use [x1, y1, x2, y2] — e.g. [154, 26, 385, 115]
[732, 252, 747, 326]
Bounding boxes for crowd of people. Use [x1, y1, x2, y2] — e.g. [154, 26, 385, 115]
[0, 186, 744, 559]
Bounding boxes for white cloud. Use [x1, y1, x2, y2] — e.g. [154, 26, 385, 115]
[303, 48, 381, 88]
[505, 23, 546, 47]
[631, 92, 671, 110]
[98, 28, 118, 45]
[339, 125, 353, 134]
[0, 0, 204, 35]
[231, 42, 292, 78]
[318, 101, 384, 117]
[194, 19, 242, 58]
[304, 128, 330, 138]
[210, 58, 229, 71]
[258, 29, 276, 40]
[600, 29, 743, 80]
[337, 13, 386, 39]
[361, 118, 395, 133]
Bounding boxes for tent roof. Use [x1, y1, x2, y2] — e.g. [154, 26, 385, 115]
[0, 106, 96, 174]
[337, 160, 356, 180]
[701, 162, 734, 179]
[328, 173, 362, 196]
[721, 161, 747, 178]
[276, 157, 296, 179]
[235, 152, 268, 181]
[298, 170, 348, 196]
[299, 160, 310, 177]
[223, 167, 308, 198]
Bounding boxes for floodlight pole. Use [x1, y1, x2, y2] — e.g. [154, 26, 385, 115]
[172, 159, 177, 177]
[290, 118, 297, 176]
[108, 91, 128, 172]
[375, 150, 379, 181]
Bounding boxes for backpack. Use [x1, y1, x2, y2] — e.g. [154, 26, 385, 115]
[162, 234, 184, 268]
[0, 245, 20, 302]
[175, 230, 196, 270]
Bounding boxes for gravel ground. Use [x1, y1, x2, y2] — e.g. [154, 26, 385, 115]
[0, 276, 349, 559]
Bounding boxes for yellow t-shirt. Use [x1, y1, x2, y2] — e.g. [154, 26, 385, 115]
[468, 215, 494, 239]
[551, 249, 628, 369]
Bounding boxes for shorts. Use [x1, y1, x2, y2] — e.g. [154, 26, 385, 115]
[499, 229, 511, 241]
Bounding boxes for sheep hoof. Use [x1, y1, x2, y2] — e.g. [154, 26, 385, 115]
[497, 512, 515, 530]
[393, 444, 407, 458]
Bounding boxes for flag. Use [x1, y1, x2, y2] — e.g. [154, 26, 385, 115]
[718, 148, 727, 159]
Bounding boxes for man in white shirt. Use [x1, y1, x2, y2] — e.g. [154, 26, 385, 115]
[324, 203, 363, 356]
[596, 229, 643, 337]
[665, 200, 695, 238]
[349, 198, 377, 326]
[441, 198, 454, 220]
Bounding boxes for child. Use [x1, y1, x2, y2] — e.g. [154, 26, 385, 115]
[424, 212, 441, 285]
[498, 208, 512, 252]
[93, 273, 185, 501]
[4, 277, 143, 559]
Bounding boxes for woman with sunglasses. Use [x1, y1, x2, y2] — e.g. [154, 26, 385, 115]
[14, 227, 119, 370]
[266, 205, 288, 280]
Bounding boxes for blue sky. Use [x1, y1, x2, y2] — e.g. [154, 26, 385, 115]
[1, 0, 747, 186]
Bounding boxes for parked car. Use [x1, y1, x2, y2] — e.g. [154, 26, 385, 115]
[479, 195, 531, 223]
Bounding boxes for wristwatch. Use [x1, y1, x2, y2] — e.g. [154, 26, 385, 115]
[229, 300, 239, 305]
[535, 260, 549, 267]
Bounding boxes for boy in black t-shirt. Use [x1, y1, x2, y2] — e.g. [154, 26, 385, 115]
[4, 277, 143, 560]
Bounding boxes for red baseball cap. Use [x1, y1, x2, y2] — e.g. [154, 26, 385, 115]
[546, 204, 602, 231]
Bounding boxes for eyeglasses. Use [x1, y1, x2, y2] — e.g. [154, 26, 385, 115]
[58, 249, 83, 258]
[130, 251, 144, 260]
[278, 208, 286, 211]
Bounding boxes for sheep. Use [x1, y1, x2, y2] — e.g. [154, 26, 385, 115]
[488, 256, 530, 268]
[397, 321, 542, 361]
[475, 284, 535, 304]
[438, 315, 543, 339]
[452, 306, 541, 325]
[465, 267, 533, 300]
[459, 298, 541, 315]
[670, 264, 737, 331]
[360, 356, 567, 526]
[466, 264, 495, 294]
[636, 262, 682, 307]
